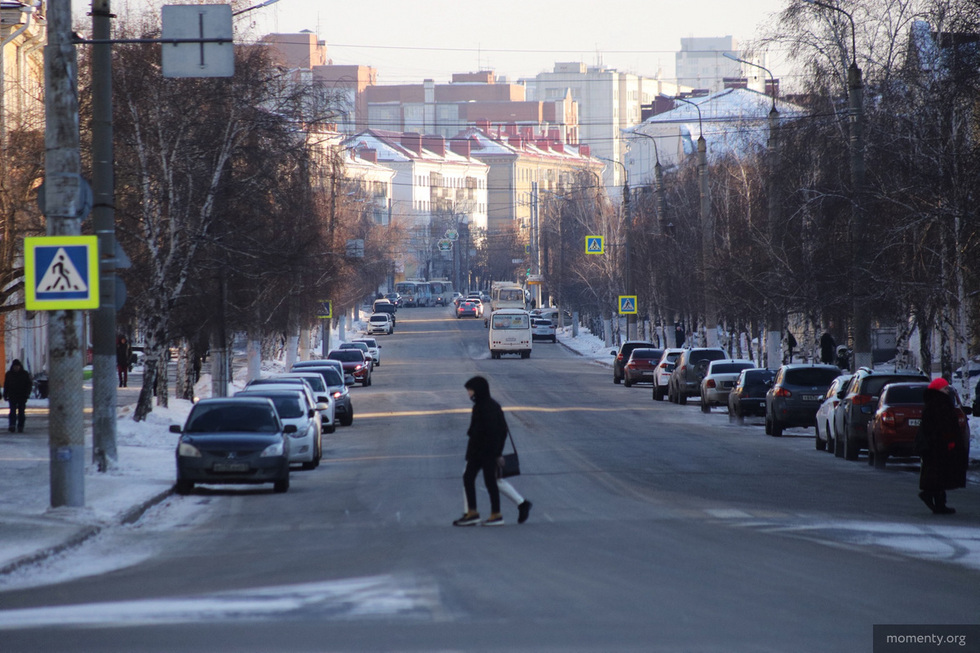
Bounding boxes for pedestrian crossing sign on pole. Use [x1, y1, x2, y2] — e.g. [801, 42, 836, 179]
[24, 236, 100, 310]
[316, 300, 332, 320]
[618, 295, 637, 315]
[586, 236, 604, 255]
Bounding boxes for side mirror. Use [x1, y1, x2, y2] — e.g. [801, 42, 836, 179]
[283, 424, 298, 434]
[316, 403, 329, 412]
[169, 424, 182, 433]
[308, 408, 317, 418]
[611, 350, 617, 356]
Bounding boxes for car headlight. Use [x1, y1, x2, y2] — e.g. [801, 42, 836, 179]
[261, 441, 285, 457]
[178, 441, 202, 458]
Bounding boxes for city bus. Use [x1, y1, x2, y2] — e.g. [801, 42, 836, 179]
[428, 280, 454, 306]
[394, 281, 417, 307]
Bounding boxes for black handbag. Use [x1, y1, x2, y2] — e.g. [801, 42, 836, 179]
[501, 430, 521, 478]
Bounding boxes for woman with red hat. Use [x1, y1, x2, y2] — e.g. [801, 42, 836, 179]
[915, 378, 968, 514]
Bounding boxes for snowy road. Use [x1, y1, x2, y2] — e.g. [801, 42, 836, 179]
[1, 308, 977, 652]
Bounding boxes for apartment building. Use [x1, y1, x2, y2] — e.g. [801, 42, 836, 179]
[364, 71, 578, 144]
[455, 124, 603, 238]
[344, 130, 489, 280]
[523, 62, 683, 198]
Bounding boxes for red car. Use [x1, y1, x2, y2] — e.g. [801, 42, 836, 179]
[867, 382, 970, 469]
[327, 349, 372, 387]
[623, 348, 665, 387]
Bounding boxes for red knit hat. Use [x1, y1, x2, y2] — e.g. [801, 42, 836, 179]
[928, 378, 949, 391]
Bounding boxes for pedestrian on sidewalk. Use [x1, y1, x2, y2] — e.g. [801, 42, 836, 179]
[454, 376, 510, 526]
[915, 378, 968, 515]
[116, 335, 131, 388]
[3, 359, 32, 433]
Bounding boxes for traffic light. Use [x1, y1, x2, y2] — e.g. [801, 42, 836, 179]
[526, 267, 531, 277]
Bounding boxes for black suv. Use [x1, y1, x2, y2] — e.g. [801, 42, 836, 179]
[765, 364, 842, 437]
[728, 368, 776, 422]
[833, 367, 929, 460]
[611, 341, 656, 384]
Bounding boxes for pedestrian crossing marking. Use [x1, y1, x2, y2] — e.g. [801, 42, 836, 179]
[586, 236, 604, 255]
[37, 248, 87, 293]
[618, 295, 637, 315]
[24, 236, 100, 310]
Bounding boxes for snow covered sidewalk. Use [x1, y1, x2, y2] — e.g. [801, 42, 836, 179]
[0, 399, 188, 575]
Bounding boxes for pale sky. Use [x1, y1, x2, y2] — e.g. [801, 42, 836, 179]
[238, 0, 793, 85]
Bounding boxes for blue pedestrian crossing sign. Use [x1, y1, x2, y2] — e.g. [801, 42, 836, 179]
[618, 295, 638, 315]
[586, 235, 604, 255]
[316, 300, 332, 319]
[24, 236, 100, 310]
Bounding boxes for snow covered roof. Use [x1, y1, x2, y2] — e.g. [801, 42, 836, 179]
[452, 127, 601, 167]
[343, 129, 484, 167]
[627, 87, 807, 161]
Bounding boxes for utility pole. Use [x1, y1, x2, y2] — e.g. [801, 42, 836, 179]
[91, 0, 117, 471]
[45, 0, 85, 507]
[697, 134, 716, 347]
[804, 0, 869, 370]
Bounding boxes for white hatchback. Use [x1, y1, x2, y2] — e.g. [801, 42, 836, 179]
[367, 313, 393, 335]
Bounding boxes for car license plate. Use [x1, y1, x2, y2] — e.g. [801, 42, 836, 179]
[803, 395, 820, 402]
[908, 418, 921, 427]
[213, 463, 249, 472]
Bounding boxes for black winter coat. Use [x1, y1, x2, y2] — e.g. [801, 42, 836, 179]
[465, 377, 508, 462]
[4, 361, 32, 403]
[915, 387, 968, 491]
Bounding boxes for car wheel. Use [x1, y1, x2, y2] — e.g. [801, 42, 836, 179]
[324, 423, 336, 434]
[700, 397, 709, 413]
[175, 479, 194, 495]
[614, 374, 621, 384]
[815, 425, 827, 450]
[301, 460, 316, 471]
[552, 336, 557, 343]
[654, 386, 663, 401]
[765, 415, 772, 435]
[273, 475, 290, 493]
[873, 451, 888, 469]
[843, 431, 859, 461]
[624, 376, 632, 387]
[826, 427, 836, 454]
[341, 412, 353, 427]
[833, 431, 844, 457]
[677, 392, 686, 406]
[771, 419, 783, 437]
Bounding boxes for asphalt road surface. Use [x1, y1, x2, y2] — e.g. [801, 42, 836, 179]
[1, 308, 978, 652]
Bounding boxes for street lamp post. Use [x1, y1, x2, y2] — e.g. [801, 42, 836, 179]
[670, 95, 717, 347]
[599, 156, 636, 340]
[805, 0, 869, 371]
[724, 52, 783, 367]
[626, 130, 666, 233]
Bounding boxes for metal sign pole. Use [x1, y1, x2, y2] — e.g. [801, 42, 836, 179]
[44, 1, 85, 507]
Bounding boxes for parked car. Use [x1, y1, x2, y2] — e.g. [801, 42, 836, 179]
[339, 342, 375, 369]
[372, 299, 396, 327]
[668, 348, 727, 404]
[383, 292, 402, 308]
[832, 367, 929, 460]
[765, 364, 843, 437]
[611, 341, 657, 385]
[652, 348, 685, 400]
[292, 359, 351, 384]
[728, 368, 776, 422]
[274, 372, 337, 433]
[813, 374, 853, 452]
[867, 381, 971, 469]
[699, 359, 756, 412]
[456, 300, 480, 318]
[327, 349, 372, 386]
[623, 348, 665, 387]
[235, 388, 321, 470]
[172, 397, 293, 494]
[367, 313, 393, 335]
[531, 318, 557, 343]
[290, 364, 353, 426]
[352, 337, 382, 366]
